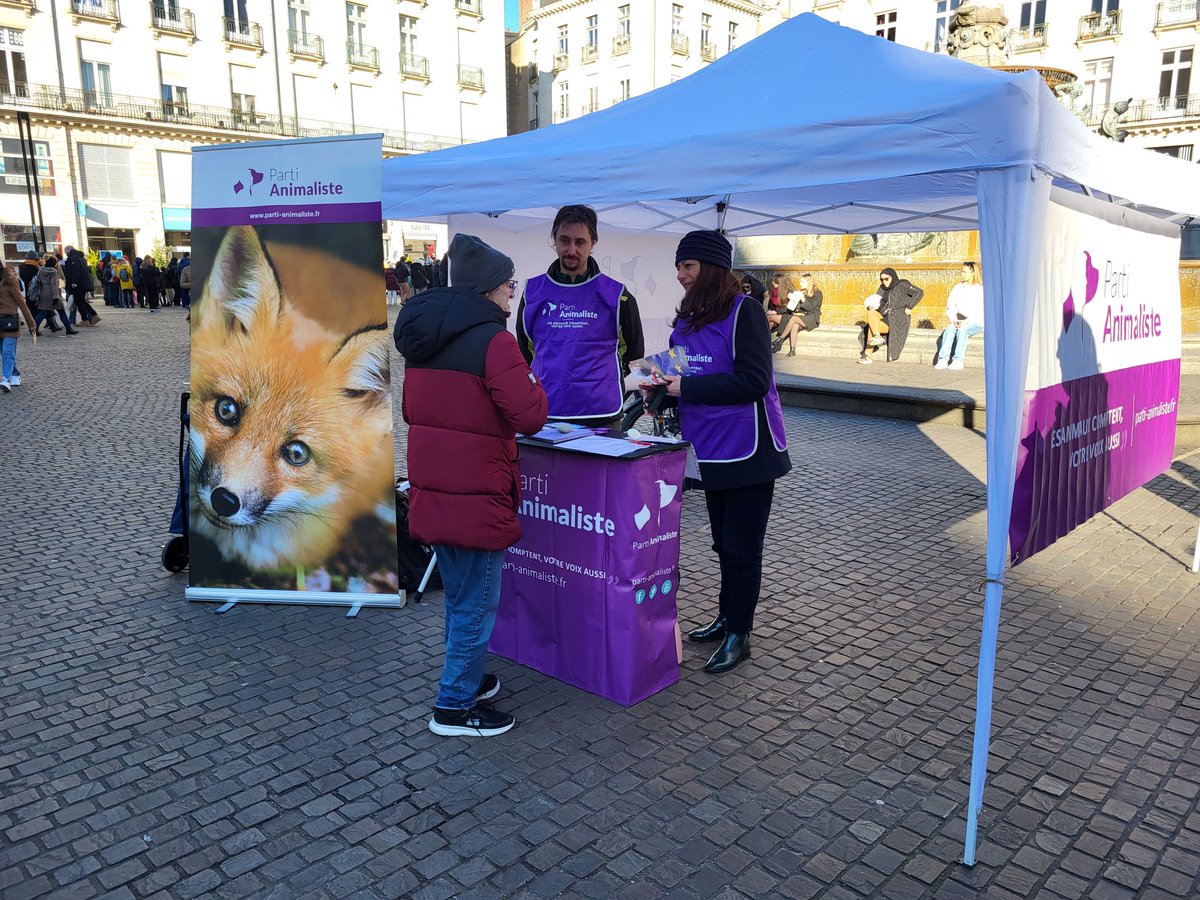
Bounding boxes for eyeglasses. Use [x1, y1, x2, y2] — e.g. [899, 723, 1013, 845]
[507, 280, 518, 291]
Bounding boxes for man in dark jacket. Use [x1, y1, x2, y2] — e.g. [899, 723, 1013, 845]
[394, 233, 548, 738]
[63, 246, 99, 325]
[18, 251, 39, 296]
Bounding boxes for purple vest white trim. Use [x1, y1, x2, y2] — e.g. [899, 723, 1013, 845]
[523, 272, 624, 420]
[674, 295, 788, 463]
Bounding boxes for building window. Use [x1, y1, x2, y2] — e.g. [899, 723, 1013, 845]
[1091, 0, 1118, 13]
[80, 58, 112, 107]
[1153, 145, 1194, 161]
[558, 80, 568, 120]
[727, 22, 738, 53]
[1083, 57, 1113, 112]
[619, 78, 630, 102]
[618, 5, 630, 38]
[224, 0, 250, 32]
[558, 24, 568, 55]
[1020, 0, 1047, 28]
[876, 11, 898, 41]
[672, 4, 683, 35]
[701, 13, 710, 45]
[587, 15, 597, 49]
[933, 1, 962, 52]
[79, 143, 133, 201]
[347, 2, 368, 48]
[159, 51, 188, 115]
[288, 0, 310, 36]
[1160, 48, 1193, 110]
[232, 92, 256, 124]
[399, 15, 418, 58]
[0, 29, 27, 99]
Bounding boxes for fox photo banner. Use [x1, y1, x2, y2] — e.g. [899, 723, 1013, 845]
[1009, 188, 1183, 566]
[186, 135, 403, 612]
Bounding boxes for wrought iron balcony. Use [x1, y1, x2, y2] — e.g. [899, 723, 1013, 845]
[1010, 23, 1048, 52]
[454, 0, 481, 16]
[581, 44, 598, 64]
[1123, 93, 1200, 125]
[1156, 1, 1200, 31]
[580, 102, 597, 115]
[457, 65, 483, 90]
[1078, 10, 1121, 42]
[613, 35, 631, 55]
[150, 2, 194, 38]
[700, 41, 716, 61]
[400, 53, 429, 79]
[527, 62, 538, 82]
[223, 17, 263, 50]
[552, 52, 569, 72]
[671, 33, 689, 55]
[288, 30, 324, 60]
[0, 81, 469, 154]
[552, 109, 569, 124]
[71, 0, 119, 24]
[347, 41, 379, 70]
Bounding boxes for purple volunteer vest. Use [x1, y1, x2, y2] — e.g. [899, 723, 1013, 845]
[673, 295, 788, 463]
[524, 272, 624, 419]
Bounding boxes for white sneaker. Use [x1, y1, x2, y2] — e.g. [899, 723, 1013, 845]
[857, 355, 873, 365]
[869, 337, 887, 348]
[948, 360, 965, 370]
[9, 374, 20, 386]
[934, 360, 949, 370]
[0, 378, 9, 393]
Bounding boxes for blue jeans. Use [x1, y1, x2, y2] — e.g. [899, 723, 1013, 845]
[434, 544, 504, 710]
[1, 336, 17, 380]
[121, 289, 133, 308]
[936, 322, 983, 362]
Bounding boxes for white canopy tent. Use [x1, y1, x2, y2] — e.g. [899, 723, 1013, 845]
[381, 13, 1200, 863]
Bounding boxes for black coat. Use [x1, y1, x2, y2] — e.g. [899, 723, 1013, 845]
[876, 279, 924, 361]
[64, 251, 92, 293]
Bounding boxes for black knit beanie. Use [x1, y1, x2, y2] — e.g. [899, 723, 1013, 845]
[447, 233, 514, 295]
[675, 230, 732, 270]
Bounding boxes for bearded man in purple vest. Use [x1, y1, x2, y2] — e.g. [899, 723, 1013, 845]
[516, 205, 645, 428]
[628, 230, 791, 674]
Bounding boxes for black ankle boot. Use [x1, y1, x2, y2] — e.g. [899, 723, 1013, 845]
[704, 633, 751, 673]
[771, 337, 784, 353]
[787, 347, 796, 357]
[687, 614, 727, 643]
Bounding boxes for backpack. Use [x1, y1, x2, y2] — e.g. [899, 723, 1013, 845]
[394, 480, 438, 594]
[26, 277, 41, 305]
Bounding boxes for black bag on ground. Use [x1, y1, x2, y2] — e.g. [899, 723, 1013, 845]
[395, 479, 438, 593]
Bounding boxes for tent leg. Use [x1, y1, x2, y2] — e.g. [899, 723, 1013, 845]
[964, 581, 1003, 866]
[1192, 518, 1200, 574]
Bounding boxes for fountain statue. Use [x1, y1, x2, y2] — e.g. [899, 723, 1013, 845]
[945, 3, 1010, 67]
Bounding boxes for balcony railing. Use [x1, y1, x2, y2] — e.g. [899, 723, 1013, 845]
[671, 33, 689, 55]
[552, 52, 569, 71]
[527, 62, 538, 82]
[458, 65, 483, 90]
[553, 109, 569, 123]
[613, 35, 630, 55]
[0, 0, 37, 13]
[580, 102, 597, 115]
[288, 30, 323, 60]
[223, 17, 263, 49]
[400, 53, 429, 79]
[71, 0, 119, 23]
[700, 41, 716, 61]
[455, 0, 481, 15]
[581, 44, 598, 64]
[150, 2, 194, 38]
[0, 81, 469, 154]
[1120, 93, 1200, 125]
[529, 117, 539, 130]
[1010, 23, 1048, 52]
[347, 41, 379, 70]
[1078, 10, 1121, 41]
[1156, 1, 1200, 30]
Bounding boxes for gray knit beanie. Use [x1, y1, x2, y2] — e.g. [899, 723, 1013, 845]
[447, 233, 514, 295]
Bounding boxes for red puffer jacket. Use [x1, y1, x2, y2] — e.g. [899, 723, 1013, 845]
[394, 286, 548, 550]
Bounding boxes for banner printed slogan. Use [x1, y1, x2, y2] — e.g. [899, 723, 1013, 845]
[188, 136, 400, 597]
[1009, 189, 1182, 565]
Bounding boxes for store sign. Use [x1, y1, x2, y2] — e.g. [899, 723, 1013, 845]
[162, 206, 192, 231]
[0, 138, 55, 196]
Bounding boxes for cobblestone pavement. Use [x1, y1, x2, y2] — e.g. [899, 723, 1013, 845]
[2, 306, 1199, 900]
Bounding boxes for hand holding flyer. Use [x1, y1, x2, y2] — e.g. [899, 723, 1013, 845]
[629, 345, 692, 384]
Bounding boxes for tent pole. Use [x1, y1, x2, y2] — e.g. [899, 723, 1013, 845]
[716, 194, 730, 232]
[964, 579, 1004, 865]
[1191, 517, 1200, 573]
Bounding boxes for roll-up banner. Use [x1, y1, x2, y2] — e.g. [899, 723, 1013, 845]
[186, 135, 402, 612]
[1010, 188, 1182, 566]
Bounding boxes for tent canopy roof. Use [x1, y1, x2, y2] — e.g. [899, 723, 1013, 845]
[382, 13, 1200, 234]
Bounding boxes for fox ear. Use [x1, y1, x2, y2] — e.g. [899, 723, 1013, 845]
[200, 226, 282, 333]
[334, 325, 391, 405]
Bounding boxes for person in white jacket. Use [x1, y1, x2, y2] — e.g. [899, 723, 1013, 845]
[934, 262, 984, 371]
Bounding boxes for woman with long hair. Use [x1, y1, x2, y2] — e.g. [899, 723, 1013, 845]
[765, 274, 793, 337]
[933, 261, 984, 370]
[631, 231, 791, 674]
[771, 272, 823, 356]
[0, 264, 37, 392]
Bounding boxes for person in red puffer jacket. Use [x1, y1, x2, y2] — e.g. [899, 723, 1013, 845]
[394, 233, 547, 739]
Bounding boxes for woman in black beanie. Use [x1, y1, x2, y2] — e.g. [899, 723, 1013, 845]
[630, 230, 791, 673]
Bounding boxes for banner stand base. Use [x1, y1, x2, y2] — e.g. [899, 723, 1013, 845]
[187, 586, 406, 616]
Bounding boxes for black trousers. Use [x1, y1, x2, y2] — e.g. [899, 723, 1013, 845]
[703, 480, 775, 635]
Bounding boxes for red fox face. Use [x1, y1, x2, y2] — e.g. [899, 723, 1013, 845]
[189, 226, 395, 571]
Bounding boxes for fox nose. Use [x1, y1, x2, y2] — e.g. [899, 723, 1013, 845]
[211, 486, 241, 518]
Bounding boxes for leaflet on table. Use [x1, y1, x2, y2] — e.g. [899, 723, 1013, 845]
[628, 346, 692, 385]
[555, 435, 645, 457]
[527, 423, 594, 444]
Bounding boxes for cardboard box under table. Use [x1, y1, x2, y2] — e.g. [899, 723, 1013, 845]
[489, 439, 687, 706]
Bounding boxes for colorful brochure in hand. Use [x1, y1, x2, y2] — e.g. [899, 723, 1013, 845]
[629, 346, 692, 382]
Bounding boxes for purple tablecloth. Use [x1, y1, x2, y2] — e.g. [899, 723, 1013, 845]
[489, 443, 686, 706]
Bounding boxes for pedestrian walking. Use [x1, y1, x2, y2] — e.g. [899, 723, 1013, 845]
[63, 247, 100, 326]
[632, 230, 791, 674]
[18, 251, 39, 296]
[32, 256, 77, 335]
[858, 266, 923, 364]
[177, 252, 191, 308]
[933, 261, 984, 371]
[165, 257, 179, 305]
[132, 256, 143, 306]
[141, 257, 162, 311]
[0, 264, 38, 392]
[516, 204, 645, 427]
[394, 233, 549, 737]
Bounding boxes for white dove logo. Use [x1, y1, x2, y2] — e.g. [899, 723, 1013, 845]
[634, 504, 652, 530]
[543, 302, 558, 317]
[656, 480, 677, 508]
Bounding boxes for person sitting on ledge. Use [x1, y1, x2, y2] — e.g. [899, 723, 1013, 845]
[772, 272, 822, 357]
[934, 261, 984, 371]
[764, 274, 793, 339]
[858, 267, 924, 365]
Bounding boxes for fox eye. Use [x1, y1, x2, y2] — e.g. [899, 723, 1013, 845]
[282, 440, 311, 467]
[214, 396, 240, 426]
